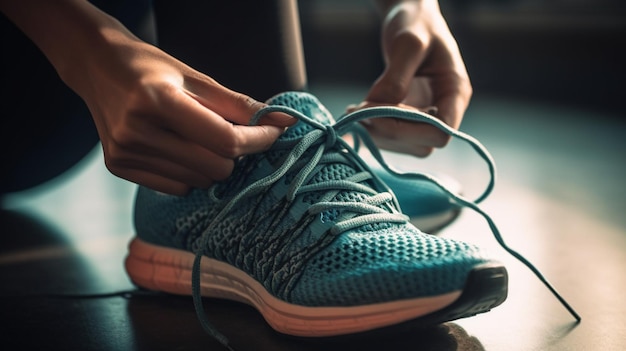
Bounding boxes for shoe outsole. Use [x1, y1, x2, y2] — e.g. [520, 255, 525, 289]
[325, 261, 509, 341]
[288, 261, 508, 343]
[125, 238, 507, 338]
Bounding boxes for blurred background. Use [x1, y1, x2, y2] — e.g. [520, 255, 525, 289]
[300, 0, 625, 115]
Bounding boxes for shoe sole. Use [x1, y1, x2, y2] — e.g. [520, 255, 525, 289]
[125, 238, 507, 337]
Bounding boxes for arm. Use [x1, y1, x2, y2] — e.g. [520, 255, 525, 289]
[0, 0, 294, 195]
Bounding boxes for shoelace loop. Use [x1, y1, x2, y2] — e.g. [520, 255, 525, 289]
[323, 123, 338, 149]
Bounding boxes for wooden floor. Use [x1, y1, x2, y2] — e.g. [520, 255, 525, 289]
[2, 84, 625, 350]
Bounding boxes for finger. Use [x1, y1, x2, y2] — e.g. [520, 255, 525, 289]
[114, 168, 191, 196]
[426, 71, 472, 131]
[364, 117, 450, 148]
[345, 101, 448, 154]
[363, 120, 435, 157]
[157, 87, 287, 158]
[107, 161, 197, 195]
[106, 146, 220, 185]
[346, 100, 436, 114]
[184, 78, 296, 128]
[367, 32, 429, 104]
[116, 121, 237, 182]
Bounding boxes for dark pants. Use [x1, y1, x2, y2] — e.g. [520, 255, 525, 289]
[0, 0, 306, 193]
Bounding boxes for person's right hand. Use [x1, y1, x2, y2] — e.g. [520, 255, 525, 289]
[1, 0, 295, 195]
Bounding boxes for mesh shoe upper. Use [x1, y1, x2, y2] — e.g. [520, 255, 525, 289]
[134, 92, 491, 307]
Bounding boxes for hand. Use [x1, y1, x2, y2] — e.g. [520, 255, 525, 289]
[1, 0, 295, 195]
[77, 34, 294, 196]
[356, 0, 472, 157]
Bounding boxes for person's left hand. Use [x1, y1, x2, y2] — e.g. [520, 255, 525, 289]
[351, 0, 472, 157]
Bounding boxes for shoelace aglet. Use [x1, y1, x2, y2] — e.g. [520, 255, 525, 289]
[506, 247, 581, 322]
[192, 254, 238, 350]
[539, 273, 582, 322]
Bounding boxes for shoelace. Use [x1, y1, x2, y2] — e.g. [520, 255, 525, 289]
[191, 104, 581, 350]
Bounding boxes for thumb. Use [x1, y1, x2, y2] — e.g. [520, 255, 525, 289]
[184, 75, 296, 128]
[257, 106, 298, 128]
[201, 86, 296, 128]
[367, 32, 428, 104]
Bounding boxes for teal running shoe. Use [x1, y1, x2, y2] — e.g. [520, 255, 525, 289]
[126, 92, 577, 349]
[370, 164, 461, 233]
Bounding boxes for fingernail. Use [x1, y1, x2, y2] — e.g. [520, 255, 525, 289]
[425, 106, 438, 116]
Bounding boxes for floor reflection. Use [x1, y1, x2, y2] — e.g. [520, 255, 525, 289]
[127, 293, 486, 351]
[0, 209, 137, 350]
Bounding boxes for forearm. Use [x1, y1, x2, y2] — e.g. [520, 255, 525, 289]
[0, 0, 137, 87]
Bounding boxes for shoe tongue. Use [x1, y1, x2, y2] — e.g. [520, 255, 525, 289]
[264, 92, 376, 208]
[266, 92, 335, 140]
